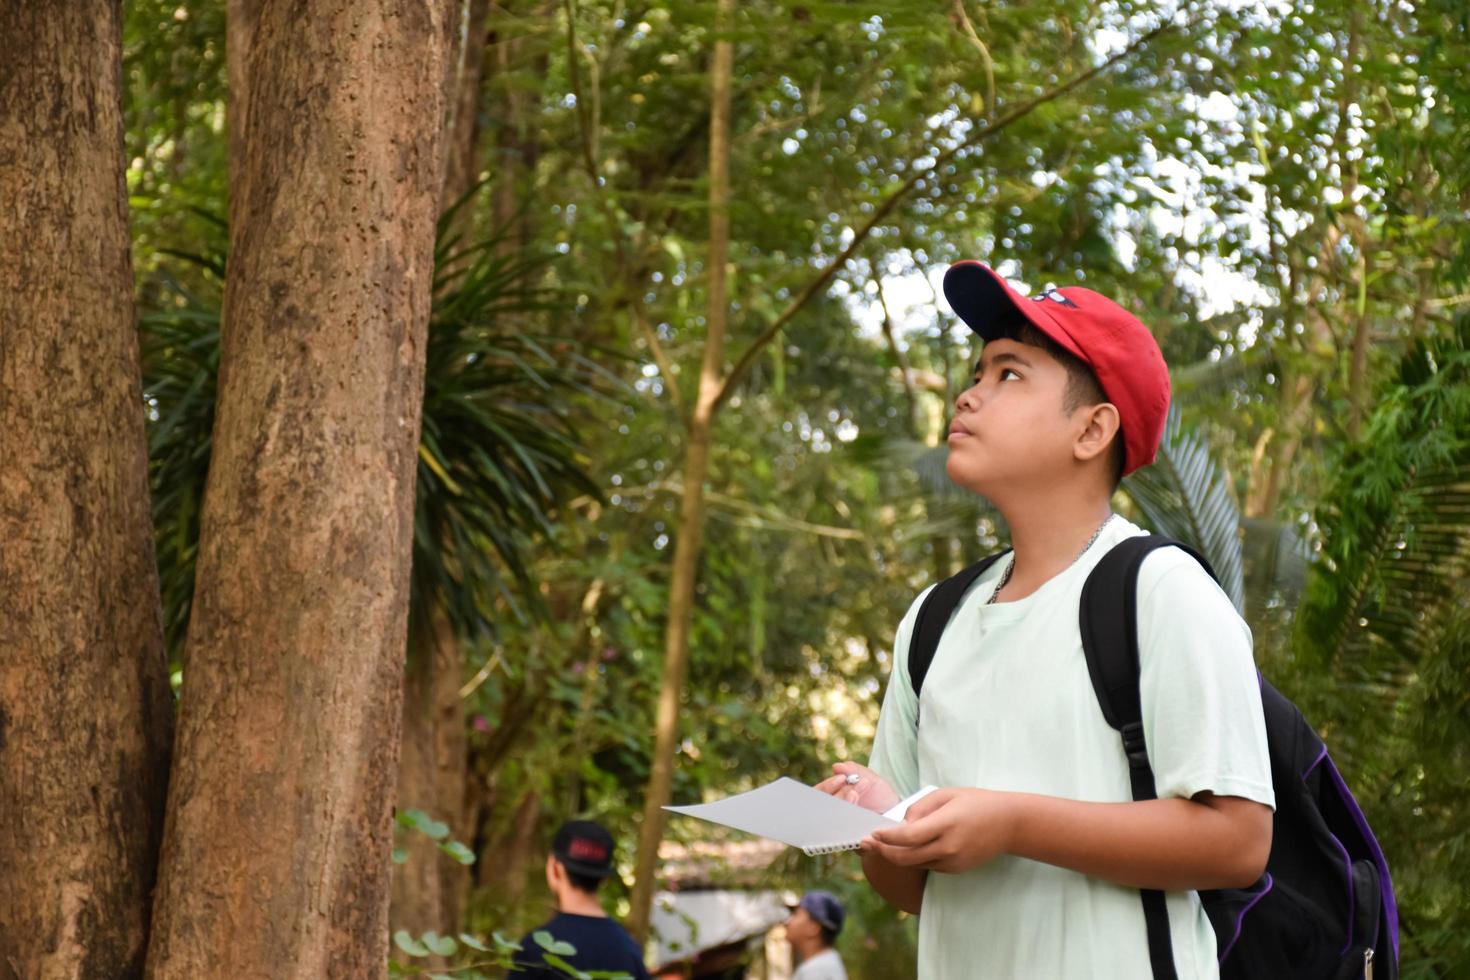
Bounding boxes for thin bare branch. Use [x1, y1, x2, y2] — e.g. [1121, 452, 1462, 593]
[714, 21, 1174, 411]
[875, 267, 923, 440]
[951, 0, 996, 123]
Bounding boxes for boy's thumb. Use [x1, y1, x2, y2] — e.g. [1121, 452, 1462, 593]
[903, 788, 951, 822]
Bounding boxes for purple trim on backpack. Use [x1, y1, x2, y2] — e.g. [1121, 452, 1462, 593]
[1218, 873, 1273, 964]
[1303, 743, 1328, 778]
[1325, 755, 1401, 962]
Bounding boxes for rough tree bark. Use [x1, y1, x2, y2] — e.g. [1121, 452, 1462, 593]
[0, 4, 174, 976]
[143, 2, 452, 977]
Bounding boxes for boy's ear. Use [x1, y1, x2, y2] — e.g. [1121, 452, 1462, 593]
[1073, 402, 1122, 465]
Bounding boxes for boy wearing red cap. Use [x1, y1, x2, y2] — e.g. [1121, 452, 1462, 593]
[817, 264, 1274, 979]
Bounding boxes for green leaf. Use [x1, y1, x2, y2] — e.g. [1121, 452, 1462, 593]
[492, 931, 522, 952]
[391, 847, 409, 864]
[439, 840, 475, 865]
[396, 808, 450, 841]
[393, 930, 431, 957]
[533, 930, 578, 956]
[459, 932, 490, 952]
[421, 931, 458, 957]
[541, 952, 590, 979]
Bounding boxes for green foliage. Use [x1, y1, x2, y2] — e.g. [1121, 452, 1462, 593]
[140, 240, 226, 655]
[412, 223, 610, 642]
[1295, 325, 1470, 668]
[388, 925, 633, 979]
[139, 213, 605, 662]
[125, 0, 1470, 971]
[395, 808, 478, 868]
[1281, 319, 1470, 975]
[1124, 404, 1245, 610]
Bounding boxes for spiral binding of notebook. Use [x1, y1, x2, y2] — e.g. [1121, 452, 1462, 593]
[802, 840, 863, 856]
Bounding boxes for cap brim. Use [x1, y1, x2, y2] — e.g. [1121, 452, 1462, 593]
[943, 261, 1088, 363]
[556, 855, 614, 878]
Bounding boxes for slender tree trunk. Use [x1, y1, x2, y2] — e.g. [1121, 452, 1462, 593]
[477, 788, 543, 908]
[144, 3, 451, 976]
[0, 5, 174, 976]
[1248, 370, 1314, 518]
[385, 0, 491, 936]
[441, 0, 492, 224]
[390, 606, 469, 937]
[627, 0, 735, 942]
[488, 0, 551, 255]
[1346, 252, 1372, 440]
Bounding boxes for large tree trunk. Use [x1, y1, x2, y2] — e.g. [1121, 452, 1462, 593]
[143, 2, 451, 977]
[627, 0, 735, 942]
[0, 5, 174, 976]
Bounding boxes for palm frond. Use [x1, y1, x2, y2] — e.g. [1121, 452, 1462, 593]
[140, 215, 613, 660]
[1294, 321, 1470, 672]
[1122, 403, 1246, 611]
[141, 272, 222, 659]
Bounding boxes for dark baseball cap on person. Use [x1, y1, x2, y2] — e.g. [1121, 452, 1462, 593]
[789, 890, 845, 937]
[942, 260, 1171, 477]
[551, 820, 616, 878]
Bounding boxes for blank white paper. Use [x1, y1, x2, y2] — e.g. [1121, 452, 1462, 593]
[664, 777, 901, 853]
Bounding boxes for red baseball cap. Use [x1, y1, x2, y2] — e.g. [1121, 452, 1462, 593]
[942, 261, 1170, 476]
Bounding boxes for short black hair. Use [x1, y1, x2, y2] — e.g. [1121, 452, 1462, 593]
[818, 923, 839, 947]
[991, 314, 1126, 488]
[560, 859, 605, 895]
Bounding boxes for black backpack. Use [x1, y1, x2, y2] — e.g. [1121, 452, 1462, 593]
[907, 534, 1398, 980]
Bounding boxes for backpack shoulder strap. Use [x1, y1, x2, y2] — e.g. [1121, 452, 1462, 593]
[1078, 532, 1217, 980]
[907, 550, 1011, 708]
[1079, 533, 1217, 751]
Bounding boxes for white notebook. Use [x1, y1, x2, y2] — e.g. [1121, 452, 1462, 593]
[664, 777, 938, 856]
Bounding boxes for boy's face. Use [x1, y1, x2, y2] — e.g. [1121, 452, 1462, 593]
[946, 337, 1092, 495]
[786, 906, 819, 944]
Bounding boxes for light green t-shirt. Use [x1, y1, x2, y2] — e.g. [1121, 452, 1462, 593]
[869, 517, 1275, 980]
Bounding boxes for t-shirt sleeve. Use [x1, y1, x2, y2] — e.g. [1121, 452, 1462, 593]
[866, 586, 934, 799]
[1136, 550, 1275, 809]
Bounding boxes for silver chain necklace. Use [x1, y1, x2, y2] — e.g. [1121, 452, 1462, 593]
[988, 513, 1116, 605]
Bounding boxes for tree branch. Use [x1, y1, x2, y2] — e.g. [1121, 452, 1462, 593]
[951, 0, 996, 123]
[875, 266, 923, 440]
[714, 20, 1174, 412]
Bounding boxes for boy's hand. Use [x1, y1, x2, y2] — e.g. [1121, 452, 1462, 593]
[863, 787, 1018, 874]
[814, 761, 901, 814]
